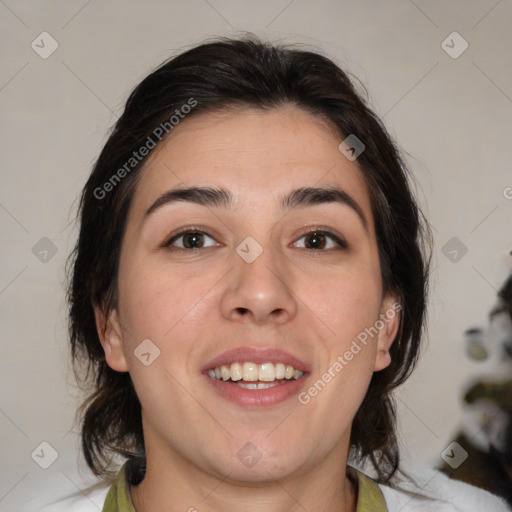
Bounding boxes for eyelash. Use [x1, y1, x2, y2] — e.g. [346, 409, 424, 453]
[163, 226, 348, 253]
[163, 227, 216, 251]
[293, 229, 348, 251]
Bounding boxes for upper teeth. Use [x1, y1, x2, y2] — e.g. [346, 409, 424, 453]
[207, 362, 304, 382]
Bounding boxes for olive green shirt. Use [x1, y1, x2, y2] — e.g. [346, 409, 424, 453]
[102, 457, 388, 511]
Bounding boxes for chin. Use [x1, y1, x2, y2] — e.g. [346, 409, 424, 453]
[216, 457, 302, 485]
[196, 439, 305, 484]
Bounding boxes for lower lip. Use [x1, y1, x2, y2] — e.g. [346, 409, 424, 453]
[203, 374, 309, 408]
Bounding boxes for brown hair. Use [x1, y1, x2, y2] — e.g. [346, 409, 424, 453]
[68, 35, 431, 482]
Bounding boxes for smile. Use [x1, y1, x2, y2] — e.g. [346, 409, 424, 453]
[207, 362, 305, 385]
[203, 353, 309, 407]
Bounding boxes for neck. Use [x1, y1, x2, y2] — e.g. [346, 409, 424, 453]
[130, 443, 356, 512]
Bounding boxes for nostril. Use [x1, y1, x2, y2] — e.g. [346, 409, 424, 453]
[235, 307, 249, 315]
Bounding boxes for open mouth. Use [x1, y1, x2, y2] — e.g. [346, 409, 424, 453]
[202, 349, 310, 407]
[206, 361, 305, 389]
[204, 361, 309, 407]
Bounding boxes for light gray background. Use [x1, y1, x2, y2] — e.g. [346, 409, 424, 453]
[1, 0, 511, 510]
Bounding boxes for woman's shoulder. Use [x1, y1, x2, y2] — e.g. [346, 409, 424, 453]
[379, 467, 511, 512]
[18, 467, 111, 512]
[39, 487, 110, 512]
[21, 463, 511, 511]
[22, 486, 109, 512]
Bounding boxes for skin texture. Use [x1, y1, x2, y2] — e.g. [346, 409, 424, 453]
[95, 105, 399, 512]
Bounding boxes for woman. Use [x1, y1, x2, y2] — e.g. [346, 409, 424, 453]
[66, 36, 509, 511]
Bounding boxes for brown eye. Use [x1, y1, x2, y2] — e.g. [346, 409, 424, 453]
[292, 230, 348, 251]
[182, 232, 205, 248]
[305, 232, 327, 249]
[165, 230, 218, 250]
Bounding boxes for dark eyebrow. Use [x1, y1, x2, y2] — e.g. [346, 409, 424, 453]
[280, 186, 368, 231]
[145, 186, 233, 216]
[145, 185, 368, 231]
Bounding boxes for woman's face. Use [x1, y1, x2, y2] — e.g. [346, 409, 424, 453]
[98, 105, 399, 482]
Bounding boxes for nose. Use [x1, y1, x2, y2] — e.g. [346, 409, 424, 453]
[220, 242, 298, 325]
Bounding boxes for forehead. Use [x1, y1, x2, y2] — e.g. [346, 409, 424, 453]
[130, 105, 373, 221]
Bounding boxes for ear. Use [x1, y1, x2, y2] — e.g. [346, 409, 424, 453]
[93, 304, 129, 372]
[374, 294, 401, 372]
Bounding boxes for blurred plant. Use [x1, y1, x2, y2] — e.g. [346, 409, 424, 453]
[440, 274, 512, 506]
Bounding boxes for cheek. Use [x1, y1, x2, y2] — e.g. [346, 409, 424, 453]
[301, 267, 382, 399]
[118, 258, 215, 341]
[116, 259, 226, 395]
[306, 266, 383, 341]
[115, 267, 216, 419]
